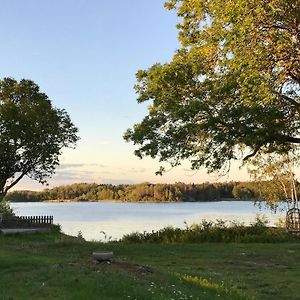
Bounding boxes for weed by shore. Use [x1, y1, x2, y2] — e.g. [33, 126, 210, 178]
[120, 217, 298, 243]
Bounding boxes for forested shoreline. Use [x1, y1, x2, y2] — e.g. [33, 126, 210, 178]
[4, 181, 287, 203]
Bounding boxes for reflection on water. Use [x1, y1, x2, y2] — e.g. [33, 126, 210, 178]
[11, 201, 286, 241]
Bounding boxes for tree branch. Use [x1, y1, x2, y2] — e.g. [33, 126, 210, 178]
[281, 94, 300, 108]
[279, 135, 300, 144]
[289, 72, 300, 85]
[262, 24, 289, 31]
[243, 146, 261, 161]
[4, 171, 29, 194]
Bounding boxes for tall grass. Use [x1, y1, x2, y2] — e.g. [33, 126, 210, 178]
[120, 217, 300, 243]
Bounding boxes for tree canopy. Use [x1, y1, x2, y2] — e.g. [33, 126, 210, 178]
[124, 0, 300, 174]
[0, 78, 79, 200]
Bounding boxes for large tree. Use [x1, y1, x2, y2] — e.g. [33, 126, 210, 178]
[125, 0, 300, 174]
[0, 78, 79, 200]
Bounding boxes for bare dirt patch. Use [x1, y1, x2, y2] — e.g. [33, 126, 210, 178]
[93, 259, 154, 275]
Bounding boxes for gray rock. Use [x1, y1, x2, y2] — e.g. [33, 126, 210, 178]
[93, 251, 113, 262]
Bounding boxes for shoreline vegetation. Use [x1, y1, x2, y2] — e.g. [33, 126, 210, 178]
[44, 197, 244, 203]
[4, 181, 288, 203]
[120, 217, 293, 244]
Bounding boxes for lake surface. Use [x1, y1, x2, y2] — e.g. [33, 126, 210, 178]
[11, 201, 286, 241]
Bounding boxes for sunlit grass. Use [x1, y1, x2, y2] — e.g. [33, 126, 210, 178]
[178, 274, 255, 300]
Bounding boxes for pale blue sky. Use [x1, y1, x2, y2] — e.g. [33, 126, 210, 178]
[1, 0, 250, 190]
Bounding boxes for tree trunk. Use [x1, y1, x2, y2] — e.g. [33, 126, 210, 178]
[0, 192, 6, 202]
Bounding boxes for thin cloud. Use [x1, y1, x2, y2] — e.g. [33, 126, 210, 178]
[98, 178, 136, 185]
[116, 167, 147, 174]
[56, 163, 107, 170]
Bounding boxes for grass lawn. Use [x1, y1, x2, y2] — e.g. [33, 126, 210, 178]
[0, 233, 299, 299]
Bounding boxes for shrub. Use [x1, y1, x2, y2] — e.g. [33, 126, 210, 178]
[0, 201, 14, 217]
[120, 218, 299, 244]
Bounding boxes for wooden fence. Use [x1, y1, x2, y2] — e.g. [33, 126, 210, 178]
[18, 216, 53, 225]
[0, 215, 53, 228]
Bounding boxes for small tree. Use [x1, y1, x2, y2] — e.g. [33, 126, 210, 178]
[0, 78, 79, 200]
[247, 153, 298, 209]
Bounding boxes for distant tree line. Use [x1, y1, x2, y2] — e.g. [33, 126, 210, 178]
[5, 181, 299, 203]
[5, 190, 42, 202]
[5, 182, 236, 202]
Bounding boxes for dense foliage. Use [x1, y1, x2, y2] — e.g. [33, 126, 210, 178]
[6, 180, 298, 203]
[4, 191, 42, 202]
[5, 182, 236, 202]
[0, 78, 79, 200]
[125, 0, 300, 174]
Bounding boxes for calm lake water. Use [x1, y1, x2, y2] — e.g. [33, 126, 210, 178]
[11, 201, 285, 241]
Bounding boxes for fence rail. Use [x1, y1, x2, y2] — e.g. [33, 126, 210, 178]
[18, 216, 53, 224]
[0, 215, 53, 228]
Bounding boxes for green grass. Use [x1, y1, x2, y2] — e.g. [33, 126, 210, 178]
[0, 233, 300, 299]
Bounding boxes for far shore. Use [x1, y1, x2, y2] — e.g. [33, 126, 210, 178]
[43, 197, 250, 203]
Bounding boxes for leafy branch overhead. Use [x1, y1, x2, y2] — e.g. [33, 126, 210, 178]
[0, 78, 79, 199]
[125, 0, 300, 173]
